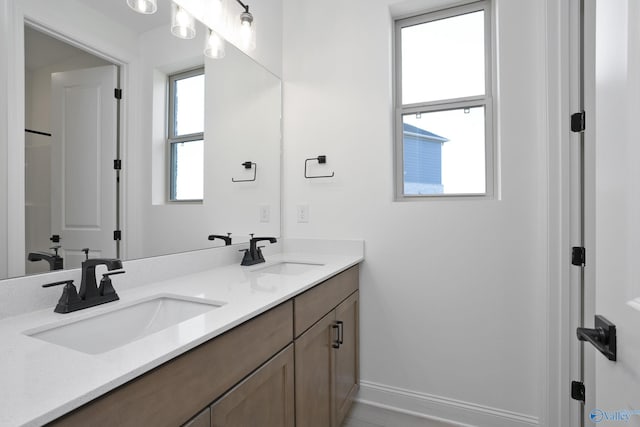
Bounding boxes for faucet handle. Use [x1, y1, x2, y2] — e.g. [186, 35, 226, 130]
[42, 280, 81, 314]
[82, 248, 90, 260]
[42, 279, 75, 288]
[99, 271, 124, 298]
[102, 270, 125, 278]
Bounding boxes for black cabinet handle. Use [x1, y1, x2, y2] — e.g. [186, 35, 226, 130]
[336, 320, 344, 345]
[332, 324, 340, 349]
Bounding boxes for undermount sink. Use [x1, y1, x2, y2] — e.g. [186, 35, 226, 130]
[251, 262, 324, 275]
[25, 295, 225, 354]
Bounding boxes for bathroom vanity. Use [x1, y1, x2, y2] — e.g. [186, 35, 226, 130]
[0, 239, 363, 427]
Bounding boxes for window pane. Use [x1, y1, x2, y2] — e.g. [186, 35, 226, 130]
[401, 11, 485, 104]
[403, 107, 485, 195]
[174, 73, 204, 136]
[171, 140, 204, 200]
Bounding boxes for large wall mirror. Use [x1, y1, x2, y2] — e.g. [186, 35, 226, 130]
[9, 0, 281, 279]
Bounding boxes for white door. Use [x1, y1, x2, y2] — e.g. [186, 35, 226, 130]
[50, 65, 118, 269]
[582, 0, 640, 424]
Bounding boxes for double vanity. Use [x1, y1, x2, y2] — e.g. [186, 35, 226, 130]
[0, 239, 363, 427]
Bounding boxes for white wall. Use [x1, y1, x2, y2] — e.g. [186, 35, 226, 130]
[282, 0, 549, 425]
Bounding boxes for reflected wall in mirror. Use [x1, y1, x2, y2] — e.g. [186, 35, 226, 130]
[8, 0, 281, 280]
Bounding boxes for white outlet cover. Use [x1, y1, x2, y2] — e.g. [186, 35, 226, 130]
[297, 205, 309, 223]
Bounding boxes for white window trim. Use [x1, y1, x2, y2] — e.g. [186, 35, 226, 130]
[393, 0, 496, 201]
[167, 66, 205, 203]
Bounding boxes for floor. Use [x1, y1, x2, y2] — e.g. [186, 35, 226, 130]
[343, 402, 461, 427]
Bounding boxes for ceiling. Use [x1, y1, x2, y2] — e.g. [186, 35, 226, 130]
[24, 26, 103, 70]
[24, 0, 175, 70]
[80, 0, 173, 35]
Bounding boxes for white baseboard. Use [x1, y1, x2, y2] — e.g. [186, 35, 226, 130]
[356, 381, 539, 427]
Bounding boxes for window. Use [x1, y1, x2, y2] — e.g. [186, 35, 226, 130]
[394, 1, 493, 198]
[168, 67, 205, 201]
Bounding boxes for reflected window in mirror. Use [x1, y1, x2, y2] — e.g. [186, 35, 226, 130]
[168, 67, 205, 201]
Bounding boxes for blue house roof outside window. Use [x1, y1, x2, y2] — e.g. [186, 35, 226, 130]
[403, 123, 449, 194]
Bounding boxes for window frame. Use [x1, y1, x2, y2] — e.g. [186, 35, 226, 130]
[167, 66, 205, 203]
[393, 1, 495, 200]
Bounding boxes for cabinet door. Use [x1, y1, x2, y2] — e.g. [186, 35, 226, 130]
[295, 311, 336, 427]
[334, 291, 359, 426]
[211, 345, 294, 427]
[182, 408, 210, 427]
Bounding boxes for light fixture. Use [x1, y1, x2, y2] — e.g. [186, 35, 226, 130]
[204, 29, 226, 59]
[235, 0, 256, 51]
[171, 2, 196, 39]
[126, 0, 157, 14]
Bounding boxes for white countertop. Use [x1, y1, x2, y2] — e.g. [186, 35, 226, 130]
[0, 243, 363, 427]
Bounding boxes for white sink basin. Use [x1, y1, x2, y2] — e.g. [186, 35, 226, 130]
[25, 295, 225, 354]
[251, 262, 324, 275]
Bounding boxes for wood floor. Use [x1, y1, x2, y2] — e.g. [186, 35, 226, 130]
[343, 402, 462, 427]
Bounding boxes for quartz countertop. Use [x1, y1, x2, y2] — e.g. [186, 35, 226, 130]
[0, 242, 363, 427]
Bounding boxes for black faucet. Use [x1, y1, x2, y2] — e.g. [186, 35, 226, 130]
[241, 236, 277, 266]
[79, 258, 123, 300]
[27, 246, 63, 271]
[208, 233, 232, 246]
[42, 258, 124, 313]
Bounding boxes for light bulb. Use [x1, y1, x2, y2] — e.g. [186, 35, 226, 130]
[171, 3, 196, 39]
[204, 30, 225, 59]
[239, 11, 255, 51]
[126, 0, 157, 14]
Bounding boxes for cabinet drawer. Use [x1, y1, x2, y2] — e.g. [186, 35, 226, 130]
[49, 301, 293, 427]
[294, 265, 359, 338]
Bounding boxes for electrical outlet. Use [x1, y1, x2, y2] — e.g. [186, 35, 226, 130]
[297, 205, 309, 223]
[259, 205, 270, 223]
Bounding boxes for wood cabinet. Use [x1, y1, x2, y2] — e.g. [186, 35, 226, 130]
[48, 265, 359, 427]
[334, 292, 359, 425]
[49, 301, 293, 427]
[211, 345, 294, 427]
[294, 266, 360, 427]
[183, 409, 210, 427]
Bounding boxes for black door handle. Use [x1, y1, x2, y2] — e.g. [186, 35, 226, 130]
[577, 315, 617, 361]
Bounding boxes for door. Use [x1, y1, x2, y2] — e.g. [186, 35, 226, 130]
[50, 65, 118, 268]
[295, 310, 335, 427]
[210, 345, 294, 427]
[334, 291, 359, 427]
[581, 0, 640, 423]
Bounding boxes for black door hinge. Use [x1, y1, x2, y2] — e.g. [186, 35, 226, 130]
[114, 159, 122, 170]
[114, 230, 122, 241]
[571, 111, 585, 132]
[571, 381, 585, 402]
[114, 88, 122, 100]
[572, 246, 586, 266]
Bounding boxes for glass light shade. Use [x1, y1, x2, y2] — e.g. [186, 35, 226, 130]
[171, 3, 196, 39]
[204, 30, 226, 59]
[126, 0, 157, 14]
[238, 11, 256, 51]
